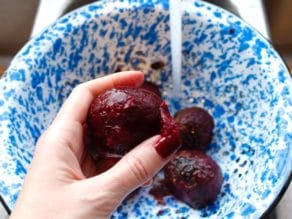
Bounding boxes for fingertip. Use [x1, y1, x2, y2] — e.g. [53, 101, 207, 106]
[135, 71, 145, 87]
[115, 71, 145, 87]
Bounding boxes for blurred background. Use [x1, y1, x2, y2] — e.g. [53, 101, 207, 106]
[0, 0, 291, 218]
[0, 0, 292, 67]
[0, 0, 292, 69]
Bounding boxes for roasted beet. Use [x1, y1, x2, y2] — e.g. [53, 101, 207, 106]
[164, 150, 223, 208]
[95, 157, 120, 174]
[154, 102, 181, 158]
[175, 107, 214, 150]
[85, 87, 179, 160]
[141, 81, 161, 97]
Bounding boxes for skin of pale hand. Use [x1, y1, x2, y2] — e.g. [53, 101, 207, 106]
[9, 71, 181, 219]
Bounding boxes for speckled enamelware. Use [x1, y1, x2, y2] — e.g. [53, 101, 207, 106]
[0, 0, 291, 218]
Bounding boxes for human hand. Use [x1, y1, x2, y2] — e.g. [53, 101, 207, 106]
[10, 71, 180, 219]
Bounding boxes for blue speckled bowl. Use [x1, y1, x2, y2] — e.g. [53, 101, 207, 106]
[0, 0, 291, 218]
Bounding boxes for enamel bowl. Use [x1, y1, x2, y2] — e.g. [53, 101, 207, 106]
[0, 0, 291, 218]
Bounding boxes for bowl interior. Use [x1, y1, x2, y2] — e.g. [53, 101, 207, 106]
[0, 0, 291, 218]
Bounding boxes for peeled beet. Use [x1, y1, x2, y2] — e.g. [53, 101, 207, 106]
[164, 150, 223, 209]
[175, 107, 214, 150]
[141, 81, 161, 97]
[85, 87, 179, 161]
[95, 157, 120, 174]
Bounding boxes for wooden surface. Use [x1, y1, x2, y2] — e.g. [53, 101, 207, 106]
[0, 0, 38, 55]
[266, 0, 292, 52]
[0, 66, 5, 75]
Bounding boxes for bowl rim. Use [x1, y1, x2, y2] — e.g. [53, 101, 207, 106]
[0, 0, 291, 217]
[261, 172, 291, 218]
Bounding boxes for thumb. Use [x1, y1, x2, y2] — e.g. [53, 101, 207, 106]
[89, 134, 180, 199]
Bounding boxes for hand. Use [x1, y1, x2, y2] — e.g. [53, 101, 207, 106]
[10, 71, 180, 219]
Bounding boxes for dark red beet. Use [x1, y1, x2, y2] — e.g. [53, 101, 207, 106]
[85, 87, 180, 161]
[175, 107, 214, 150]
[154, 102, 181, 158]
[95, 157, 120, 174]
[164, 150, 223, 209]
[141, 81, 161, 97]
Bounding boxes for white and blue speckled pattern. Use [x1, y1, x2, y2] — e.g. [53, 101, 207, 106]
[0, 0, 291, 218]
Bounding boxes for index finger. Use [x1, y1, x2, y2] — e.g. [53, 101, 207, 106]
[55, 71, 144, 124]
